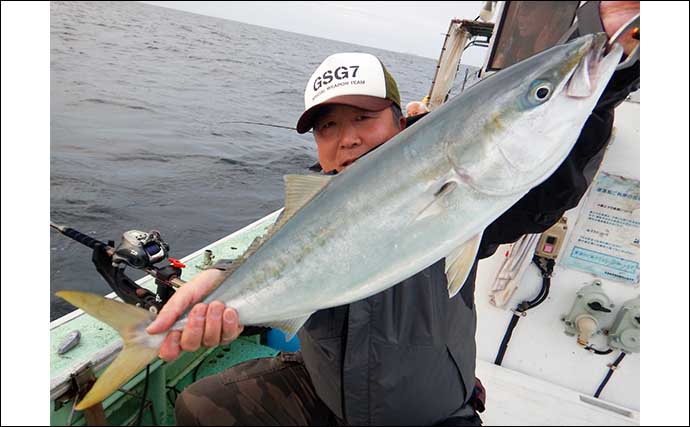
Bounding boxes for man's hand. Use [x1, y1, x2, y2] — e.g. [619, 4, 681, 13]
[600, 1, 640, 56]
[146, 269, 244, 362]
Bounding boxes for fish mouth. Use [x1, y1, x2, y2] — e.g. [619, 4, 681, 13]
[566, 33, 619, 98]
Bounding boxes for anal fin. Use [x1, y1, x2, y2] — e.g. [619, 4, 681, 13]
[445, 232, 483, 298]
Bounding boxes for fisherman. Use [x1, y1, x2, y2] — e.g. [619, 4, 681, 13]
[406, 100, 430, 117]
[145, 2, 640, 425]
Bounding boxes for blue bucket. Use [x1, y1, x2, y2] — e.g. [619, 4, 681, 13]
[266, 328, 301, 352]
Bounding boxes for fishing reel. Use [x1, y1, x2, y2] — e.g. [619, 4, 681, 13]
[107, 229, 186, 313]
[112, 230, 169, 269]
[105, 229, 185, 313]
[51, 223, 186, 314]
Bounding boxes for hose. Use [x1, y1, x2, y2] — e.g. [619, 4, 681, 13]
[585, 345, 614, 355]
[494, 256, 554, 366]
[494, 313, 521, 366]
[594, 352, 626, 398]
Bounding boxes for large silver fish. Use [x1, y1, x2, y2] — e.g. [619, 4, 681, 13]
[58, 33, 623, 410]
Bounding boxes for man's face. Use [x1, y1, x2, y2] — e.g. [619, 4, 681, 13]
[312, 104, 404, 173]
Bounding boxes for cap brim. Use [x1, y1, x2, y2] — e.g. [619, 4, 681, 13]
[296, 95, 393, 134]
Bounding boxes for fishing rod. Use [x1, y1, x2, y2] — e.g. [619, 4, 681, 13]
[218, 120, 310, 132]
[51, 222, 186, 313]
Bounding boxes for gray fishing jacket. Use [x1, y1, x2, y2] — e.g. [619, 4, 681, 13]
[299, 259, 480, 426]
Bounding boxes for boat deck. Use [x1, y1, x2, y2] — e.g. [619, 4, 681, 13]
[476, 360, 639, 426]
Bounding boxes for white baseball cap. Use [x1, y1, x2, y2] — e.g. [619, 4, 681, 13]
[296, 52, 401, 134]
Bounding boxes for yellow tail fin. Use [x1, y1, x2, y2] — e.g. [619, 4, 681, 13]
[56, 291, 162, 411]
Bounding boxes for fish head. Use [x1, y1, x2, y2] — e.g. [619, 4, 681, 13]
[447, 33, 624, 197]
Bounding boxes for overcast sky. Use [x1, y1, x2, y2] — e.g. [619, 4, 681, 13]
[142, 1, 490, 66]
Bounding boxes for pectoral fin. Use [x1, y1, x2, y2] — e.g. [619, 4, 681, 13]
[445, 232, 483, 298]
[414, 181, 458, 222]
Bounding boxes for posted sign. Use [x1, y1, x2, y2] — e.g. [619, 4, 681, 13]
[561, 172, 640, 284]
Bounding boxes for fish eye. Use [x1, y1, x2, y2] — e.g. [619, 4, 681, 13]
[531, 82, 553, 103]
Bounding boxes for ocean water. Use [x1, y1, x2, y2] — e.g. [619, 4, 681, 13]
[50, 1, 475, 319]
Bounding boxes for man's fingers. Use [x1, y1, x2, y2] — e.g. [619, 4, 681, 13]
[202, 301, 225, 347]
[220, 308, 243, 345]
[600, 1, 640, 56]
[155, 304, 241, 361]
[147, 270, 225, 334]
[147, 287, 195, 334]
[159, 331, 182, 362]
[180, 303, 207, 352]
[147, 310, 176, 335]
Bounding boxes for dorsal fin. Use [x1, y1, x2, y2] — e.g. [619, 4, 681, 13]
[219, 174, 332, 281]
[283, 174, 331, 219]
[272, 174, 331, 232]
